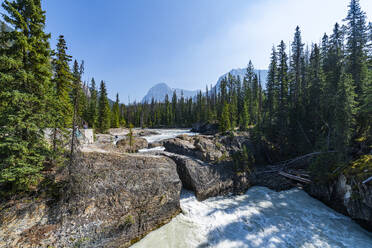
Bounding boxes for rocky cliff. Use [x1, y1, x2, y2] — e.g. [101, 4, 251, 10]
[0, 152, 182, 248]
[305, 155, 372, 231]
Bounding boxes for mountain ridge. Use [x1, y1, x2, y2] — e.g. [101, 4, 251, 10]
[141, 68, 268, 103]
[141, 83, 198, 103]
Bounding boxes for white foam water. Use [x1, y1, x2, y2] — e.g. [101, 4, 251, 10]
[138, 129, 197, 153]
[142, 129, 198, 144]
[132, 187, 372, 248]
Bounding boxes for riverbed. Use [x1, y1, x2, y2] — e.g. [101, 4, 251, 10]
[132, 187, 372, 248]
[132, 129, 372, 248]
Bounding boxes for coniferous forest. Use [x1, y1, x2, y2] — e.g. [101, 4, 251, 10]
[1, 1, 372, 247]
[0, 0, 371, 192]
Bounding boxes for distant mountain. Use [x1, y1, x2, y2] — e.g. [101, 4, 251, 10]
[141, 68, 268, 103]
[214, 68, 268, 91]
[141, 83, 198, 103]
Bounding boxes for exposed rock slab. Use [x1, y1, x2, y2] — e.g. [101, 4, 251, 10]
[116, 137, 148, 152]
[160, 152, 249, 201]
[0, 152, 182, 248]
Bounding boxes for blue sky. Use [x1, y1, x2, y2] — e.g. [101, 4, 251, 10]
[1, 0, 371, 102]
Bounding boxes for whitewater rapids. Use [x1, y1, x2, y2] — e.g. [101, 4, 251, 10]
[132, 129, 372, 248]
[132, 187, 372, 248]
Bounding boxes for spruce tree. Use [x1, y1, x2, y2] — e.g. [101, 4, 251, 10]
[277, 40, 289, 140]
[335, 72, 357, 152]
[241, 99, 250, 131]
[119, 104, 127, 127]
[98, 80, 111, 132]
[52, 35, 73, 127]
[266, 46, 278, 128]
[344, 0, 368, 102]
[323, 23, 345, 150]
[289, 26, 306, 152]
[50, 35, 73, 165]
[308, 44, 326, 148]
[111, 93, 120, 128]
[219, 103, 231, 132]
[0, 0, 54, 191]
[88, 78, 98, 128]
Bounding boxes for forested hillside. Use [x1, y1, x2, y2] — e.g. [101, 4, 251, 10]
[0, 0, 371, 193]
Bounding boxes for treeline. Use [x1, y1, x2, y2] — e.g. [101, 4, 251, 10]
[0, 0, 371, 192]
[123, 71, 264, 130]
[124, 0, 372, 178]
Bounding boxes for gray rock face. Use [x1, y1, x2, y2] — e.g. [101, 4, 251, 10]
[116, 137, 148, 152]
[163, 138, 198, 158]
[163, 135, 229, 163]
[148, 141, 164, 148]
[305, 174, 372, 231]
[158, 134, 255, 201]
[0, 153, 182, 248]
[162, 152, 249, 201]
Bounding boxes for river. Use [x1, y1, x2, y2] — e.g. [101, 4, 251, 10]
[133, 129, 372, 248]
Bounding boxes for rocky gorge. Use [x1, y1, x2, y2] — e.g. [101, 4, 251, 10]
[0, 128, 371, 247]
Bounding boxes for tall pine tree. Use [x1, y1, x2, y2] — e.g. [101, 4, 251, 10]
[98, 80, 111, 132]
[0, 0, 54, 191]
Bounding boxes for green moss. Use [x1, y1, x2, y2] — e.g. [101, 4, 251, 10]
[217, 152, 230, 163]
[124, 214, 134, 225]
[73, 237, 90, 248]
[343, 155, 372, 180]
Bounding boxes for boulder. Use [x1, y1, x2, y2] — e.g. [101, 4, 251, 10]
[194, 136, 225, 162]
[135, 129, 160, 137]
[163, 136, 226, 163]
[148, 141, 164, 149]
[0, 153, 182, 248]
[116, 137, 148, 152]
[161, 152, 250, 201]
[163, 138, 197, 158]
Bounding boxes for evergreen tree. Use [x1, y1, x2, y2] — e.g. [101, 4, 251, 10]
[172, 91, 177, 126]
[335, 72, 357, 152]
[52, 35, 73, 127]
[0, 0, 54, 191]
[111, 93, 120, 128]
[119, 104, 127, 127]
[241, 99, 250, 130]
[50, 35, 73, 165]
[88, 78, 98, 128]
[289, 26, 305, 108]
[344, 0, 368, 102]
[219, 103, 231, 132]
[323, 23, 345, 150]
[277, 40, 289, 140]
[289, 26, 306, 152]
[98, 80, 111, 132]
[266, 46, 278, 128]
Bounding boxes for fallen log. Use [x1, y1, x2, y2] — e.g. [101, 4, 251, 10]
[362, 176, 372, 184]
[278, 171, 312, 184]
[273, 151, 337, 169]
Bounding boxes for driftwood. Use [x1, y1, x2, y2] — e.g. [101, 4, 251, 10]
[363, 176, 372, 184]
[278, 171, 312, 184]
[276, 151, 337, 168]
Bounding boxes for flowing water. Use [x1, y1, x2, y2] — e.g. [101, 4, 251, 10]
[133, 129, 372, 248]
[138, 129, 197, 152]
[132, 187, 372, 248]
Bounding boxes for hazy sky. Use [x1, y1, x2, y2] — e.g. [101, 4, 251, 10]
[1, 0, 371, 102]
